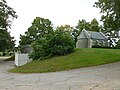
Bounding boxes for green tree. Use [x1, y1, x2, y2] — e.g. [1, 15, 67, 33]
[0, 0, 17, 51]
[90, 18, 101, 32]
[30, 27, 75, 60]
[116, 39, 120, 49]
[19, 17, 54, 46]
[57, 25, 74, 33]
[0, 30, 15, 51]
[76, 19, 90, 31]
[94, 0, 120, 45]
[52, 29, 75, 55]
[29, 34, 53, 60]
[0, 0, 17, 29]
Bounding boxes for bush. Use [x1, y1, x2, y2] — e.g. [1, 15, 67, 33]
[9, 52, 14, 56]
[29, 37, 51, 60]
[92, 45, 112, 49]
[92, 45, 119, 49]
[30, 30, 75, 60]
[2, 52, 6, 56]
[116, 39, 120, 49]
[51, 30, 75, 55]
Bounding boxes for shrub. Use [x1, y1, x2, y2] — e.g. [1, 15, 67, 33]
[2, 52, 6, 56]
[51, 30, 75, 55]
[116, 39, 120, 49]
[29, 36, 52, 60]
[92, 45, 112, 49]
[9, 52, 14, 56]
[30, 30, 75, 60]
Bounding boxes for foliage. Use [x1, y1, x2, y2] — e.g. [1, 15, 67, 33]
[30, 28, 75, 60]
[92, 45, 112, 49]
[19, 17, 54, 46]
[0, 0, 17, 51]
[72, 19, 89, 43]
[51, 29, 75, 55]
[19, 19, 75, 60]
[0, 51, 14, 56]
[116, 39, 120, 49]
[2, 52, 6, 56]
[57, 25, 74, 33]
[76, 19, 90, 31]
[0, 0, 17, 29]
[94, 0, 120, 45]
[9, 48, 120, 73]
[90, 18, 101, 32]
[30, 32, 75, 60]
[29, 34, 53, 60]
[0, 30, 15, 51]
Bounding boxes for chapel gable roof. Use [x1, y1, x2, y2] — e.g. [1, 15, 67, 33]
[78, 30, 107, 40]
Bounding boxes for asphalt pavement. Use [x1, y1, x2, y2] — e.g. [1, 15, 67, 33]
[0, 61, 120, 90]
[0, 57, 10, 60]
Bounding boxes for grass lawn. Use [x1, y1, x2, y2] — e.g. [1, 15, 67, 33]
[9, 48, 120, 73]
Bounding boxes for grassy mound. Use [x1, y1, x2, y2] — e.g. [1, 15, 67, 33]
[9, 48, 120, 73]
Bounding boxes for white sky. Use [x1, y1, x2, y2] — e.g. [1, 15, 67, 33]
[7, 0, 101, 46]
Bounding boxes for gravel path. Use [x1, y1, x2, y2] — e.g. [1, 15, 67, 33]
[0, 61, 120, 90]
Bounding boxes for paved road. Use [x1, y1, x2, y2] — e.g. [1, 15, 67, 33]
[0, 57, 10, 61]
[0, 61, 120, 90]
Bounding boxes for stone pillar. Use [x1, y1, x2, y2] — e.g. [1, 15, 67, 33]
[15, 53, 32, 66]
[87, 38, 92, 48]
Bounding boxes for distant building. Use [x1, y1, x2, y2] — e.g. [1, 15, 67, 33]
[76, 30, 108, 48]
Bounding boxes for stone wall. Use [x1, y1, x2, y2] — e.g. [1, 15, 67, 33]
[76, 39, 89, 48]
[92, 39, 109, 46]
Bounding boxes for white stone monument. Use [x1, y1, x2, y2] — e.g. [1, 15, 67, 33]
[15, 53, 32, 66]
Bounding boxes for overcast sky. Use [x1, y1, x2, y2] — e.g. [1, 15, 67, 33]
[7, 0, 100, 46]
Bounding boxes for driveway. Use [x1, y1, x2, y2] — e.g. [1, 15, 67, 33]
[0, 61, 120, 90]
[0, 57, 10, 61]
